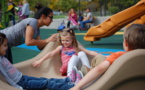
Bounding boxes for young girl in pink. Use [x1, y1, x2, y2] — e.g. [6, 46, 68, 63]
[32, 28, 99, 77]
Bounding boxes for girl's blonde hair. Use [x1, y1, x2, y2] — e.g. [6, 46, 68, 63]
[58, 28, 79, 52]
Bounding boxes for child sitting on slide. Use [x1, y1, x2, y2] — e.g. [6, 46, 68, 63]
[32, 28, 99, 83]
[70, 24, 145, 90]
[0, 33, 75, 90]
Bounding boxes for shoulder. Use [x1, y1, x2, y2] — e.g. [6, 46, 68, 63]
[28, 18, 37, 21]
[107, 51, 125, 59]
[0, 56, 8, 62]
[25, 18, 37, 24]
[106, 51, 125, 64]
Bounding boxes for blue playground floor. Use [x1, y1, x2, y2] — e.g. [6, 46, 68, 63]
[12, 29, 124, 64]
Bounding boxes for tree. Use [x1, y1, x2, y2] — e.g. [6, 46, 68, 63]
[108, 0, 139, 12]
[55, 0, 78, 12]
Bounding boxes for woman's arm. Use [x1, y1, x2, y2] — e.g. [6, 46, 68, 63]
[32, 46, 61, 67]
[70, 61, 110, 90]
[25, 25, 57, 50]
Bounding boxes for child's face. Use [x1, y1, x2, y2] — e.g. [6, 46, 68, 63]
[0, 39, 8, 56]
[61, 36, 72, 48]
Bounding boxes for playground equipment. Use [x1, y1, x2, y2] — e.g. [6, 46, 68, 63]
[0, 0, 145, 89]
[0, 42, 145, 90]
[84, 0, 145, 44]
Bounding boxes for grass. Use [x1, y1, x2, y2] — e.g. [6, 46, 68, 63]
[53, 14, 66, 19]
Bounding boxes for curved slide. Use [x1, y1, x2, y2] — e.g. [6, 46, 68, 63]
[126, 14, 145, 28]
[0, 42, 145, 90]
[84, 0, 145, 42]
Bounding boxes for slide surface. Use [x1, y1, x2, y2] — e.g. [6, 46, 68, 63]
[0, 42, 145, 89]
[84, 0, 145, 41]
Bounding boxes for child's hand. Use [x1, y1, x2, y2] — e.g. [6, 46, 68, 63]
[32, 60, 42, 67]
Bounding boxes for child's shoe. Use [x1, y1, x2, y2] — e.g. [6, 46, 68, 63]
[69, 66, 78, 82]
[75, 70, 84, 85]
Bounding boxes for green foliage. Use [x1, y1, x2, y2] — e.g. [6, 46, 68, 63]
[108, 0, 138, 11]
[0, 0, 14, 28]
[55, 0, 78, 12]
[108, 6, 119, 14]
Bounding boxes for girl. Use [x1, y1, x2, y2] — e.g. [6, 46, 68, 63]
[32, 28, 99, 77]
[0, 33, 74, 90]
[0, 6, 57, 63]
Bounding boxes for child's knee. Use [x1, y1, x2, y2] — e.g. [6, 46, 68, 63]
[78, 51, 86, 57]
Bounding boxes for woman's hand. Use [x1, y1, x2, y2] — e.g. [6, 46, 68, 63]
[47, 34, 58, 43]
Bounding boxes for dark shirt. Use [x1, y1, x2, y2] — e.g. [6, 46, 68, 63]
[7, 2, 15, 15]
[78, 16, 83, 21]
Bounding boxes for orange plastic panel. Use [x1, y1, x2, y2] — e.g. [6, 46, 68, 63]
[84, 0, 145, 41]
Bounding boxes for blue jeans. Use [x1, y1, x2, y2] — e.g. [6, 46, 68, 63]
[80, 20, 92, 29]
[17, 75, 74, 90]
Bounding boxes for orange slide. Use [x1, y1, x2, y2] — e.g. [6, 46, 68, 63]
[126, 14, 145, 28]
[84, 0, 145, 42]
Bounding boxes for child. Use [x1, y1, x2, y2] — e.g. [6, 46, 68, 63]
[70, 24, 145, 90]
[0, 33, 74, 90]
[78, 13, 83, 24]
[32, 28, 99, 79]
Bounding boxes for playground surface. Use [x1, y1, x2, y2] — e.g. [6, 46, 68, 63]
[12, 28, 124, 64]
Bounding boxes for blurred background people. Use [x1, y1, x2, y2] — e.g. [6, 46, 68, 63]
[80, 8, 93, 30]
[20, 0, 30, 19]
[17, 2, 23, 21]
[67, 8, 78, 28]
[7, 0, 16, 26]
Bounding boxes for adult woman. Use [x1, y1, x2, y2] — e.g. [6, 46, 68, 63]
[0, 7, 57, 63]
[80, 8, 93, 30]
[67, 8, 78, 28]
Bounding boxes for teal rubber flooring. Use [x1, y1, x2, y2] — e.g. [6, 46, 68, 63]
[12, 29, 124, 64]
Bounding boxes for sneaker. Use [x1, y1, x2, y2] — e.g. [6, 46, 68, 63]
[75, 70, 84, 85]
[69, 66, 78, 82]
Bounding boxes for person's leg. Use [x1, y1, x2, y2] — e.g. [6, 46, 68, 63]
[80, 20, 92, 29]
[47, 77, 74, 90]
[17, 75, 48, 89]
[67, 20, 71, 28]
[78, 51, 91, 72]
[67, 55, 80, 76]
[17, 75, 74, 90]
[12, 15, 15, 25]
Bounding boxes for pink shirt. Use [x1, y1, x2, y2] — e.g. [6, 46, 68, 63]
[69, 13, 77, 21]
[60, 46, 77, 76]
